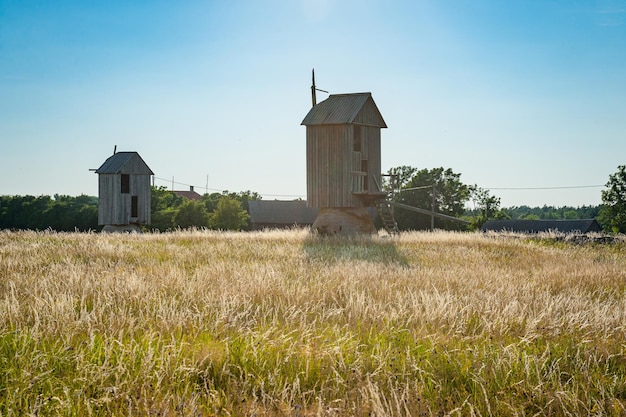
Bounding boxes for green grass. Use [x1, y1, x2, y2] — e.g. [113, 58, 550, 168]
[0, 229, 625, 415]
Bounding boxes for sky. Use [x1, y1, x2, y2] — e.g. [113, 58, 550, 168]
[1, 0, 625, 208]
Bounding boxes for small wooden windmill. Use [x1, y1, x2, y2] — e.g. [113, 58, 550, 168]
[95, 150, 153, 232]
[301, 71, 390, 235]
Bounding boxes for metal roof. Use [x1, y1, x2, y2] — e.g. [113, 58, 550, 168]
[95, 152, 154, 175]
[249, 200, 319, 225]
[481, 219, 602, 234]
[301, 93, 387, 127]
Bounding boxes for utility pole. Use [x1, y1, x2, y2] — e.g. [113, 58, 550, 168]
[431, 183, 436, 232]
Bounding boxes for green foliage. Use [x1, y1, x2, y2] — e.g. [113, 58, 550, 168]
[563, 209, 579, 219]
[151, 187, 260, 231]
[0, 186, 261, 232]
[0, 194, 98, 231]
[467, 186, 509, 230]
[209, 196, 250, 230]
[469, 205, 603, 222]
[200, 192, 223, 213]
[174, 200, 210, 229]
[151, 185, 182, 212]
[202, 190, 261, 214]
[599, 165, 626, 233]
[150, 207, 177, 231]
[385, 166, 470, 230]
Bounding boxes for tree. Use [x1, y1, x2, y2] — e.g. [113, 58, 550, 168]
[201, 192, 223, 213]
[151, 186, 183, 231]
[599, 165, 626, 233]
[209, 196, 250, 230]
[385, 166, 470, 230]
[202, 190, 261, 212]
[562, 210, 579, 220]
[468, 186, 508, 229]
[174, 200, 210, 229]
[151, 208, 177, 231]
[0, 194, 98, 231]
[151, 186, 182, 212]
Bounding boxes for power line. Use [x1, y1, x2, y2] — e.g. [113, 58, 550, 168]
[153, 176, 223, 192]
[398, 184, 605, 192]
[154, 174, 603, 200]
[152, 176, 305, 199]
[485, 185, 605, 191]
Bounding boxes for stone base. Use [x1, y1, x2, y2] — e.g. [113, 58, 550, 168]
[312, 207, 376, 236]
[101, 224, 142, 233]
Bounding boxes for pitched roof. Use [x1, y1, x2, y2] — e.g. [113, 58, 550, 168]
[249, 200, 319, 226]
[481, 219, 602, 234]
[301, 92, 387, 127]
[95, 152, 154, 175]
[173, 190, 203, 201]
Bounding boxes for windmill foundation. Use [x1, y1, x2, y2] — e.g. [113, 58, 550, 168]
[312, 207, 376, 236]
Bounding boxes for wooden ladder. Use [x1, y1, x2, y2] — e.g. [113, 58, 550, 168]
[376, 199, 400, 236]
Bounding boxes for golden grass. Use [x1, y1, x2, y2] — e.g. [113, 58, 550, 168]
[1, 229, 625, 416]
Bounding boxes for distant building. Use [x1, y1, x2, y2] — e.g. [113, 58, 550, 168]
[173, 186, 203, 202]
[95, 151, 153, 232]
[248, 200, 319, 230]
[481, 219, 602, 234]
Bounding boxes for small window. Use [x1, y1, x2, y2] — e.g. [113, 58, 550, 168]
[121, 174, 130, 194]
[131, 196, 138, 218]
[353, 126, 361, 152]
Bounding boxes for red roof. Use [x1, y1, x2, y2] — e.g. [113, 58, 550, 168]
[173, 190, 202, 201]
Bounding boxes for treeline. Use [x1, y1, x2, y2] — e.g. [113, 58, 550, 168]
[0, 172, 614, 232]
[0, 188, 259, 232]
[0, 190, 605, 233]
[464, 205, 603, 221]
[0, 195, 99, 231]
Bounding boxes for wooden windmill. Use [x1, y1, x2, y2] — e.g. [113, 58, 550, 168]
[95, 150, 153, 232]
[301, 71, 393, 235]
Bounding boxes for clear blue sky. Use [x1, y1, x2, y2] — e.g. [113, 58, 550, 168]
[1, 0, 625, 207]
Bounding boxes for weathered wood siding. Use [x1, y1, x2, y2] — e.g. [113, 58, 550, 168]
[353, 101, 385, 127]
[306, 125, 358, 208]
[306, 123, 383, 208]
[363, 125, 381, 192]
[98, 174, 151, 226]
[304, 94, 385, 209]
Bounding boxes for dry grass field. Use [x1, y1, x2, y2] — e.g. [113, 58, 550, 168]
[1, 229, 625, 416]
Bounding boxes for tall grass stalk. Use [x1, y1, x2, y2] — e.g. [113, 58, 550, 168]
[0, 229, 625, 415]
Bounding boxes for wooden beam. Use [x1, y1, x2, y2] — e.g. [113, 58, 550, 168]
[390, 202, 470, 225]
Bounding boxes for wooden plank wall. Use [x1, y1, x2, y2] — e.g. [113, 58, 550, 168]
[98, 174, 119, 225]
[364, 126, 381, 192]
[307, 123, 383, 208]
[98, 174, 151, 225]
[307, 125, 354, 208]
[352, 99, 385, 127]
[131, 174, 152, 225]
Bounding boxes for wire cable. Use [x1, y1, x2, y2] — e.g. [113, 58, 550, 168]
[153, 175, 603, 200]
[485, 185, 605, 190]
[152, 176, 305, 199]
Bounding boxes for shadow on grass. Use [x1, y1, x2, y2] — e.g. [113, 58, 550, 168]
[302, 234, 409, 267]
